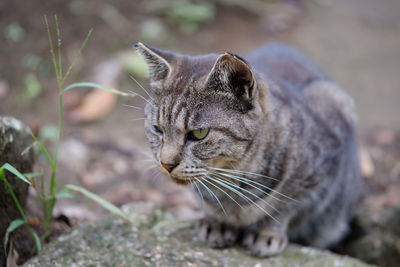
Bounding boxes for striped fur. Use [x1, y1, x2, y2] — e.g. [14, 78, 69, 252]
[135, 42, 362, 256]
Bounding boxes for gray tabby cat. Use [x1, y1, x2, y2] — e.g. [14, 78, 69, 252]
[134, 42, 362, 257]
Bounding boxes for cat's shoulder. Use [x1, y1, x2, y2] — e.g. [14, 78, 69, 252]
[247, 43, 327, 91]
[247, 43, 356, 125]
[247, 42, 323, 74]
[304, 80, 357, 126]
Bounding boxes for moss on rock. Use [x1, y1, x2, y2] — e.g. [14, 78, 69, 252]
[24, 202, 373, 266]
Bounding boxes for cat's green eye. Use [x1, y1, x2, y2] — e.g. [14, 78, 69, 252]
[188, 128, 209, 141]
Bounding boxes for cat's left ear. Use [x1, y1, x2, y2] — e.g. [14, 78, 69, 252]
[207, 53, 256, 104]
[134, 42, 174, 86]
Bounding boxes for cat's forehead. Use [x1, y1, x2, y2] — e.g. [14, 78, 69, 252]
[149, 54, 240, 130]
[153, 90, 235, 134]
[159, 54, 218, 95]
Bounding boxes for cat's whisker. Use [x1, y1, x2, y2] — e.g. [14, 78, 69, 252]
[205, 176, 252, 206]
[194, 177, 227, 215]
[212, 173, 280, 214]
[211, 167, 280, 182]
[137, 153, 156, 165]
[129, 74, 154, 101]
[212, 169, 297, 203]
[203, 175, 244, 210]
[191, 177, 205, 208]
[212, 171, 296, 204]
[137, 159, 157, 170]
[131, 117, 146, 121]
[212, 171, 286, 204]
[125, 89, 152, 105]
[142, 164, 157, 174]
[149, 168, 161, 178]
[137, 151, 154, 159]
[122, 104, 143, 110]
[206, 175, 279, 223]
[150, 170, 163, 185]
[139, 159, 157, 163]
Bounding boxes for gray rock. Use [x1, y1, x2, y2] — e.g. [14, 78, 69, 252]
[25, 202, 373, 267]
[336, 207, 400, 267]
[0, 116, 34, 266]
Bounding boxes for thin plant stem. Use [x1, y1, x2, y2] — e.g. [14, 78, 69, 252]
[40, 170, 50, 235]
[30, 132, 55, 168]
[42, 16, 93, 233]
[44, 16, 60, 84]
[54, 15, 62, 80]
[47, 93, 63, 226]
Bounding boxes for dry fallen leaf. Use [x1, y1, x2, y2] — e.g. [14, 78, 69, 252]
[68, 88, 117, 123]
[359, 146, 374, 178]
[0, 80, 9, 99]
[67, 58, 122, 123]
[6, 241, 19, 267]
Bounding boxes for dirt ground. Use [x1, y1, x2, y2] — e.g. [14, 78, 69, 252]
[1, 0, 400, 265]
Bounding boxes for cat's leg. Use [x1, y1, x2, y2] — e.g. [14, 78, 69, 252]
[197, 218, 238, 248]
[242, 220, 288, 257]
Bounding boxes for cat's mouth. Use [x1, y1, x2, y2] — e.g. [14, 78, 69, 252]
[157, 164, 197, 186]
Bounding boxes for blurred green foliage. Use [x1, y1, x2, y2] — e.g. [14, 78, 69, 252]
[140, 19, 170, 43]
[121, 52, 148, 78]
[38, 125, 59, 141]
[23, 73, 42, 100]
[4, 23, 25, 43]
[68, 0, 86, 16]
[147, 0, 216, 34]
[168, 1, 216, 33]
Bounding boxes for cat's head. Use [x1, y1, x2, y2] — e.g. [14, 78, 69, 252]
[135, 42, 267, 185]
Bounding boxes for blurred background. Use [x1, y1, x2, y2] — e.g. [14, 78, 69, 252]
[0, 0, 400, 265]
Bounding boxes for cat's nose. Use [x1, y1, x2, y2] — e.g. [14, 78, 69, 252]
[161, 162, 178, 173]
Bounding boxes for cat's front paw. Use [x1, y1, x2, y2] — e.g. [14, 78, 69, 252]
[197, 218, 237, 248]
[242, 230, 288, 257]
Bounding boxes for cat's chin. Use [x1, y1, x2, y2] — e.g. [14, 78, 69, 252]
[169, 176, 194, 186]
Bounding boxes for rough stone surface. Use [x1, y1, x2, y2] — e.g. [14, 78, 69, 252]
[0, 116, 34, 266]
[25, 202, 373, 267]
[335, 207, 400, 267]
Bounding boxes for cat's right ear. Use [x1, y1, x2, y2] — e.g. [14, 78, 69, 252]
[134, 42, 174, 86]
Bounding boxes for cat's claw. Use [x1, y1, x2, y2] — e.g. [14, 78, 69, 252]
[197, 219, 237, 248]
[243, 230, 288, 257]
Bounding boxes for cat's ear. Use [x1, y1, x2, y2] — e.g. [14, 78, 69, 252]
[207, 53, 255, 104]
[134, 42, 174, 85]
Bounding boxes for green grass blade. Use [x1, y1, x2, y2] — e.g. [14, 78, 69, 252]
[0, 170, 40, 252]
[61, 28, 93, 85]
[64, 184, 129, 220]
[0, 168, 29, 223]
[4, 219, 25, 251]
[1, 163, 31, 184]
[56, 188, 79, 202]
[64, 82, 132, 97]
[23, 172, 43, 178]
[31, 231, 42, 252]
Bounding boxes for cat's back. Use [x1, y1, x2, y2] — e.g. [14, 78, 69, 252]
[247, 42, 357, 128]
[246, 42, 327, 91]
